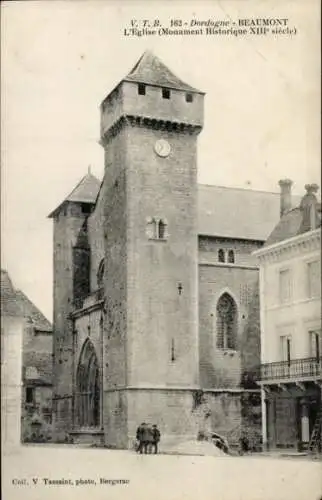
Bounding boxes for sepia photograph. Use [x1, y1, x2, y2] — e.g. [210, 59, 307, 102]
[1, 1, 321, 499]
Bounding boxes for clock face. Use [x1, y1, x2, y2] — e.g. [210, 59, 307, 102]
[154, 139, 171, 158]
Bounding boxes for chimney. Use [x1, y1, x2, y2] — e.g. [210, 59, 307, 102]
[278, 179, 293, 217]
[299, 183, 319, 232]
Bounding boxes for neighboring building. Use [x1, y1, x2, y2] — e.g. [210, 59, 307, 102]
[1, 270, 24, 450]
[49, 51, 299, 449]
[1, 270, 53, 443]
[254, 182, 321, 451]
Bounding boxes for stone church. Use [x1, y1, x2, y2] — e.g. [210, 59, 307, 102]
[49, 51, 292, 448]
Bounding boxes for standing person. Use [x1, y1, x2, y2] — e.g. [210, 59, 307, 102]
[151, 424, 161, 454]
[136, 422, 145, 454]
[141, 423, 151, 454]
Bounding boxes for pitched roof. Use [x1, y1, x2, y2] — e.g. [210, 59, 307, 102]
[48, 171, 101, 218]
[49, 170, 304, 242]
[264, 208, 302, 246]
[15, 290, 52, 331]
[1, 270, 52, 330]
[1, 269, 23, 317]
[197, 184, 301, 241]
[264, 198, 321, 247]
[124, 51, 202, 93]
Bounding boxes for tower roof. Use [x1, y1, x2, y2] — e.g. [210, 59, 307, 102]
[124, 51, 203, 94]
[48, 170, 101, 218]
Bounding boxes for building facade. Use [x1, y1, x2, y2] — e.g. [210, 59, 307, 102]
[255, 183, 321, 451]
[1, 270, 53, 444]
[50, 52, 298, 449]
[1, 270, 24, 451]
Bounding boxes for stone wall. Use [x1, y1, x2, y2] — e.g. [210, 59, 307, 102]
[199, 236, 262, 267]
[199, 259, 260, 389]
[126, 124, 199, 388]
[52, 204, 88, 440]
[21, 386, 53, 443]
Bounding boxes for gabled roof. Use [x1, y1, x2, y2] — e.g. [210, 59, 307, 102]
[264, 208, 303, 246]
[264, 199, 321, 247]
[1, 269, 23, 317]
[15, 290, 52, 332]
[1, 269, 52, 329]
[197, 184, 301, 241]
[124, 51, 202, 93]
[48, 171, 101, 218]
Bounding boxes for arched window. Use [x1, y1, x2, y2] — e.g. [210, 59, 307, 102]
[228, 250, 235, 263]
[146, 217, 156, 238]
[158, 219, 166, 239]
[218, 249, 225, 263]
[216, 293, 237, 350]
[97, 259, 105, 288]
[146, 217, 168, 239]
[76, 340, 100, 428]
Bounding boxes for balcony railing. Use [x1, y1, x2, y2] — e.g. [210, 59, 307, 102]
[259, 357, 321, 382]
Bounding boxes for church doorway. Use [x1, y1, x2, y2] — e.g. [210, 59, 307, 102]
[76, 339, 100, 428]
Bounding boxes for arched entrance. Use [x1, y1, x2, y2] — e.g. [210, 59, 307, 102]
[76, 339, 100, 428]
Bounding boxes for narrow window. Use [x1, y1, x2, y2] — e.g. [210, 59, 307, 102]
[186, 93, 193, 103]
[279, 269, 291, 304]
[97, 259, 105, 288]
[307, 261, 320, 298]
[146, 217, 157, 239]
[171, 338, 175, 361]
[228, 250, 235, 263]
[26, 387, 34, 404]
[162, 88, 171, 100]
[138, 83, 146, 95]
[216, 293, 237, 350]
[218, 249, 225, 263]
[280, 335, 292, 365]
[158, 220, 166, 239]
[310, 330, 321, 361]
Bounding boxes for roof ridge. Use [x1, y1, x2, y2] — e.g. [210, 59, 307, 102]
[198, 183, 281, 196]
[125, 50, 202, 93]
[48, 171, 101, 218]
[15, 289, 52, 327]
[64, 171, 100, 201]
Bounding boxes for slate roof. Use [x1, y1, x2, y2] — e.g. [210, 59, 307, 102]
[15, 290, 52, 332]
[1, 269, 23, 317]
[50, 170, 304, 242]
[264, 202, 321, 247]
[1, 270, 53, 385]
[1, 270, 52, 330]
[124, 50, 202, 93]
[48, 171, 101, 218]
[197, 184, 301, 241]
[264, 208, 302, 246]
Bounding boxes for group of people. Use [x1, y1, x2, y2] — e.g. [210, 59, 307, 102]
[136, 423, 161, 454]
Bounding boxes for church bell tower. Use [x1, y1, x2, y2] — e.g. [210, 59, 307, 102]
[100, 51, 204, 447]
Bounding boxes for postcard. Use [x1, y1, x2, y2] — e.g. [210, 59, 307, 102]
[1, 1, 321, 499]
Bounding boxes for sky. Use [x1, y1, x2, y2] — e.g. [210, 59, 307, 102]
[1, 0, 320, 322]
